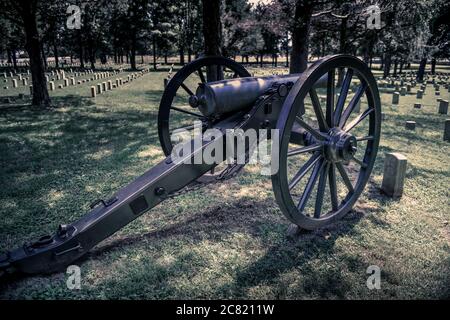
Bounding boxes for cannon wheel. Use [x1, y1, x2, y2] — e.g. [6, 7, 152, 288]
[158, 56, 251, 182]
[272, 55, 381, 230]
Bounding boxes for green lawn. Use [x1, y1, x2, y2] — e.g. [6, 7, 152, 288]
[0, 64, 449, 299]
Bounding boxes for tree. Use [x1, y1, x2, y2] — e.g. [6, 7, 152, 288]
[202, 0, 222, 80]
[288, 0, 314, 73]
[0, 0, 51, 107]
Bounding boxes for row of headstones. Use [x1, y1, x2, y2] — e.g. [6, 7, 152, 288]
[384, 70, 449, 81]
[400, 99, 449, 136]
[0, 62, 29, 67]
[91, 68, 151, 97]
[379, 76, 450, 198]
[47, 70, 123, 91]
[390, 81, 449, 139]
[391, 81, 449, 104]
[2, 69, 121, 90]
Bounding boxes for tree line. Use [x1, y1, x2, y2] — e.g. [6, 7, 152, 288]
[0, 0, 448, 107]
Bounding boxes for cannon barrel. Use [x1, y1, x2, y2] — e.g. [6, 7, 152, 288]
[191, 73, 328, 117]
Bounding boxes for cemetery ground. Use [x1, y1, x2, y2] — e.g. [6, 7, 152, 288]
[0, 65, 449, 299]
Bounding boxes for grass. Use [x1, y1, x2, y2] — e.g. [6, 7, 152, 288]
[0, 64, 449, 299]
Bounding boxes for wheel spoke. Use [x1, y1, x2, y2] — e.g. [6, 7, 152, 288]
[289, 153, 321, 190]
[314, 162, 329, 218]
[326, 69, 335, 127]
[344, 108, 374, 133]
[287, 144, 322, 157]
[197, 68, 206, 83]
[339, 82, 367, 128]
[328, 164, 339, 211]
[334, 68, 354, 125]
[180, 82, 194, 96]
[295, 116, 327, 141]
[298, 159, 325, 212]
[171, 106, 205, 118]
[356, 135, 373, 142]
[309, 88, 328, 132]
[351, 156, 368, 168]
[336, 162, 354, 193]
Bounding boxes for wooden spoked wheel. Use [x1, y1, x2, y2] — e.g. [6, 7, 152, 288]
[272, 55, 381, 230]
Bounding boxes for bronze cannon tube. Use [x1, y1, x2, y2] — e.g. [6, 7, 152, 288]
[191, 73, 328, 117]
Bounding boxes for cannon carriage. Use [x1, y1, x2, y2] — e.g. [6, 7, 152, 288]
[0, 54, 381, 275]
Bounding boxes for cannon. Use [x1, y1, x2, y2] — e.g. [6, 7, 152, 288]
[0, 55, 381, 275]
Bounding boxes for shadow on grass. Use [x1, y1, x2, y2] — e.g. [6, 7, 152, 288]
[0, 93, 162, 247]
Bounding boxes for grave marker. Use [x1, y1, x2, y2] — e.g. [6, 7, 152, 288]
[438, 100, 448, 114]
[405, 121, 416, 130]
[444, 119, 450, 141]
[392, 92, 400, 104]
[381, 152, 407, 198]
[416, 90, 423, 99]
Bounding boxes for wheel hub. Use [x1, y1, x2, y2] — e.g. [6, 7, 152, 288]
[324, 128, 357, 162]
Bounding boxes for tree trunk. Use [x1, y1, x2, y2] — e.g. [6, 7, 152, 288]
[431, 58, 436, 75]
[78, 30, 84, 68]
[202, 0, 222, 81]
[89, 47, 95, 70]
[152, 36, 157, 70]
[417, 57, 426, 82]
[179, 48, 185, 65]
[20, 2, 51, 107]
[7, 49, 12, 63]
[393, 59, 398, 77]
[289, 1, 313, 73]
[383, 54, 391, 78]
[130, 35, 137, 70]
[41, 44, 47, 70]
[285, 32, 289, 67]
[399, 60, 404, 74]
[12, 49, 18, 71]
[53, 41, 59, 69]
